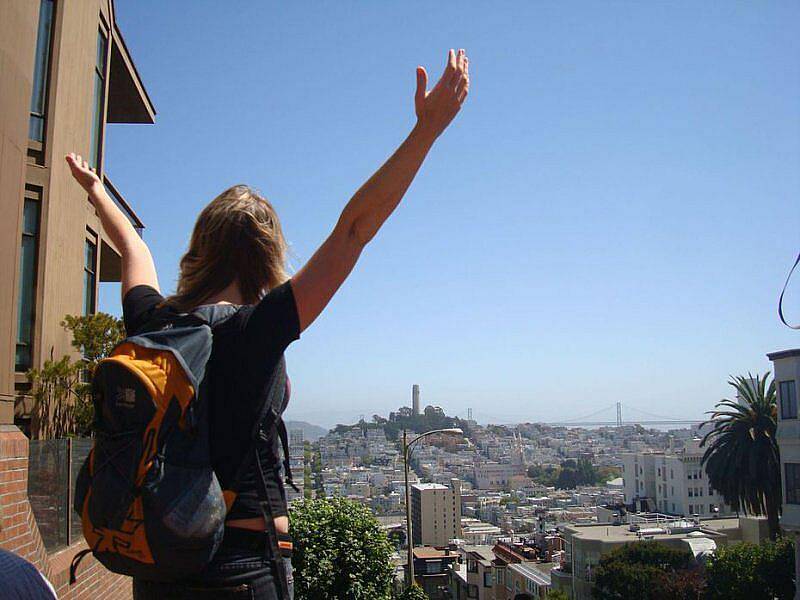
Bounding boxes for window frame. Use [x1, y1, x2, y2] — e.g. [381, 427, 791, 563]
[29, 0, 56, 147]
[780, 380, 798, 420]
[89, 26, 110, 170]
[15, 187, 43, 372]
[785, 463, 800, 505]
[83, 232, 98, 315]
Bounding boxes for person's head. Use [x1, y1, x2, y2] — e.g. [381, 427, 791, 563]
[168, 185, 288, 311]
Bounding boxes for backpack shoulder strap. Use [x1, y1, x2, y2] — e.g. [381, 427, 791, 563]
[228, 366, 286, 495]
[276, 416, 300, 493]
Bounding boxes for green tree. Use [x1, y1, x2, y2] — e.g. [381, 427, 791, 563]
[290, 497, 395, 599]
[27, 356, 85, 439]
[527, 464, 559, 487]
[591, 541, 702, 600]
[394, 585, 428, 600]
[546, 591, 570, 600]
[61, 313, 125, 372]
[27, 313, 125, 438]
[700, 373, 782, 539]
[704, 538, 795, 600]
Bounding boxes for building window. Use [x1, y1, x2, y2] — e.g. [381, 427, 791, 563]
[83, 236, 97, 315]
[90, 28, 108, 169]
[780, 381, 797, 420]
[689, 488, 694, 497]
[484, 571, 493, 587]
[785, 463, 800, 505]
[16, 189, 42, 371]
[29, 0, 55, 142]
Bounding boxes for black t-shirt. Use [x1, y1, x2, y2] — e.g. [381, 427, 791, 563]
[122, 281, 300, 519]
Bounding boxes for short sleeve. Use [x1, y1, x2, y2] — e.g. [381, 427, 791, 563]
[243, 280, 301, 357]
[122, 285, 166, 335]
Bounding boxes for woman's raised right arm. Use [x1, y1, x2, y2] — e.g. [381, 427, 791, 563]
[65, 153, 159, 298]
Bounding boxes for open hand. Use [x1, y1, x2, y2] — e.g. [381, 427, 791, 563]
[415, 49, 470, 139]
[65, 153, 102, 193]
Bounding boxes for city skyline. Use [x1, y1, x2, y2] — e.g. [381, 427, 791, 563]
[99, 2, 800, 428]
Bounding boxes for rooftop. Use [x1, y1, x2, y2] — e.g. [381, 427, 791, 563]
[562, 517, 741, 543]
[412, 482, 448, 490]
[509, 561, 554, 586]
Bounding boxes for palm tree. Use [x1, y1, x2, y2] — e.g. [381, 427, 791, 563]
[700, 373, 782, 539]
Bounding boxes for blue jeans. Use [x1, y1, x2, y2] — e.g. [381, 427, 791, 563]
[133, 535, 293, 600]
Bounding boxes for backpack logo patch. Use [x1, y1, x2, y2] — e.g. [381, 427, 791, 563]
[116, 388, 136, 409]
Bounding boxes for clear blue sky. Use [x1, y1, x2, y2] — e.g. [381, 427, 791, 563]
[101, 1, 799, 428]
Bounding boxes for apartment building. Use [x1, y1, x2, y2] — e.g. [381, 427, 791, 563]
[449, 540, 555, 600]
[287, 428, 305, 501]
[411, 479, 463, 547]
[0, 0, 152, 428]
[406, 547, 459, 600]
[767, 348, 800, 592]
[553, 516, 767, 600]
[621, 442, 733, 518]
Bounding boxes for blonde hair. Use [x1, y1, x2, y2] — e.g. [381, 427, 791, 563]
[168, 185, 288, 312]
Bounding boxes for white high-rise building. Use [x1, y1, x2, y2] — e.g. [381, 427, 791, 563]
[412, 384, 420, 416]
[621, 441, 732, 517]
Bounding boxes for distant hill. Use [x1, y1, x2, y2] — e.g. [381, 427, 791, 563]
[284, 420, 329, 441]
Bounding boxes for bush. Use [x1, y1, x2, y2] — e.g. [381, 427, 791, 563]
[592, 541, 703, 600]
[704, 538, 795, 600]
[394, 585, 428, 600]
[290, 497, 395, 599]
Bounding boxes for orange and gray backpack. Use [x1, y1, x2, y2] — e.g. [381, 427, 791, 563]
[70, 306, 291, 583]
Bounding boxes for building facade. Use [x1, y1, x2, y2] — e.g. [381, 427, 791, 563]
[767, 348, 800, 598]
[0, 1, 153, 596]
[1, 0, 152, 429]
[621, 443, 732, 518]
[554, 516, 767, 600]
[411, 479, 463, 547]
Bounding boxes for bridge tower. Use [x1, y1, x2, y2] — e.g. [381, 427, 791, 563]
[616, 402, 622, 428]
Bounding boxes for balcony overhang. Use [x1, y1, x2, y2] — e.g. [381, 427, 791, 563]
[108, 21, 156, 124]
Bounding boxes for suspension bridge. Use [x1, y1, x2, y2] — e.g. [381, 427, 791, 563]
[545, 402, 704, 427]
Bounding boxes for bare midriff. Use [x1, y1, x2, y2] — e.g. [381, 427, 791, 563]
[227, 515, 289, 536]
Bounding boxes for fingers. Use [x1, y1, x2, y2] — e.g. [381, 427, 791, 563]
[443, 49, 457, 85]
[415, 66, 428, 105]
[456, 77, 469, 104]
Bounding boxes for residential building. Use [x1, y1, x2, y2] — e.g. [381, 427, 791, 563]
[621, 443, 733, 518]
[450, 545, 496, 600]
[406, 547, 459, 600]
[411, 479, 463, 547]
[1, 0, 152, 429]
[552, 515, 768, 599]
[767, 348, 800, 594]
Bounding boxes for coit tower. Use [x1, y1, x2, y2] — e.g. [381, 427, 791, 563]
[412, 384, 420, 416]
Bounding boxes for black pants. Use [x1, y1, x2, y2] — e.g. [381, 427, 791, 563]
[133, 528, 293, 600]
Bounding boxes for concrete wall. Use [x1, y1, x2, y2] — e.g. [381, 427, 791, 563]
[0, 0, 39, 423]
